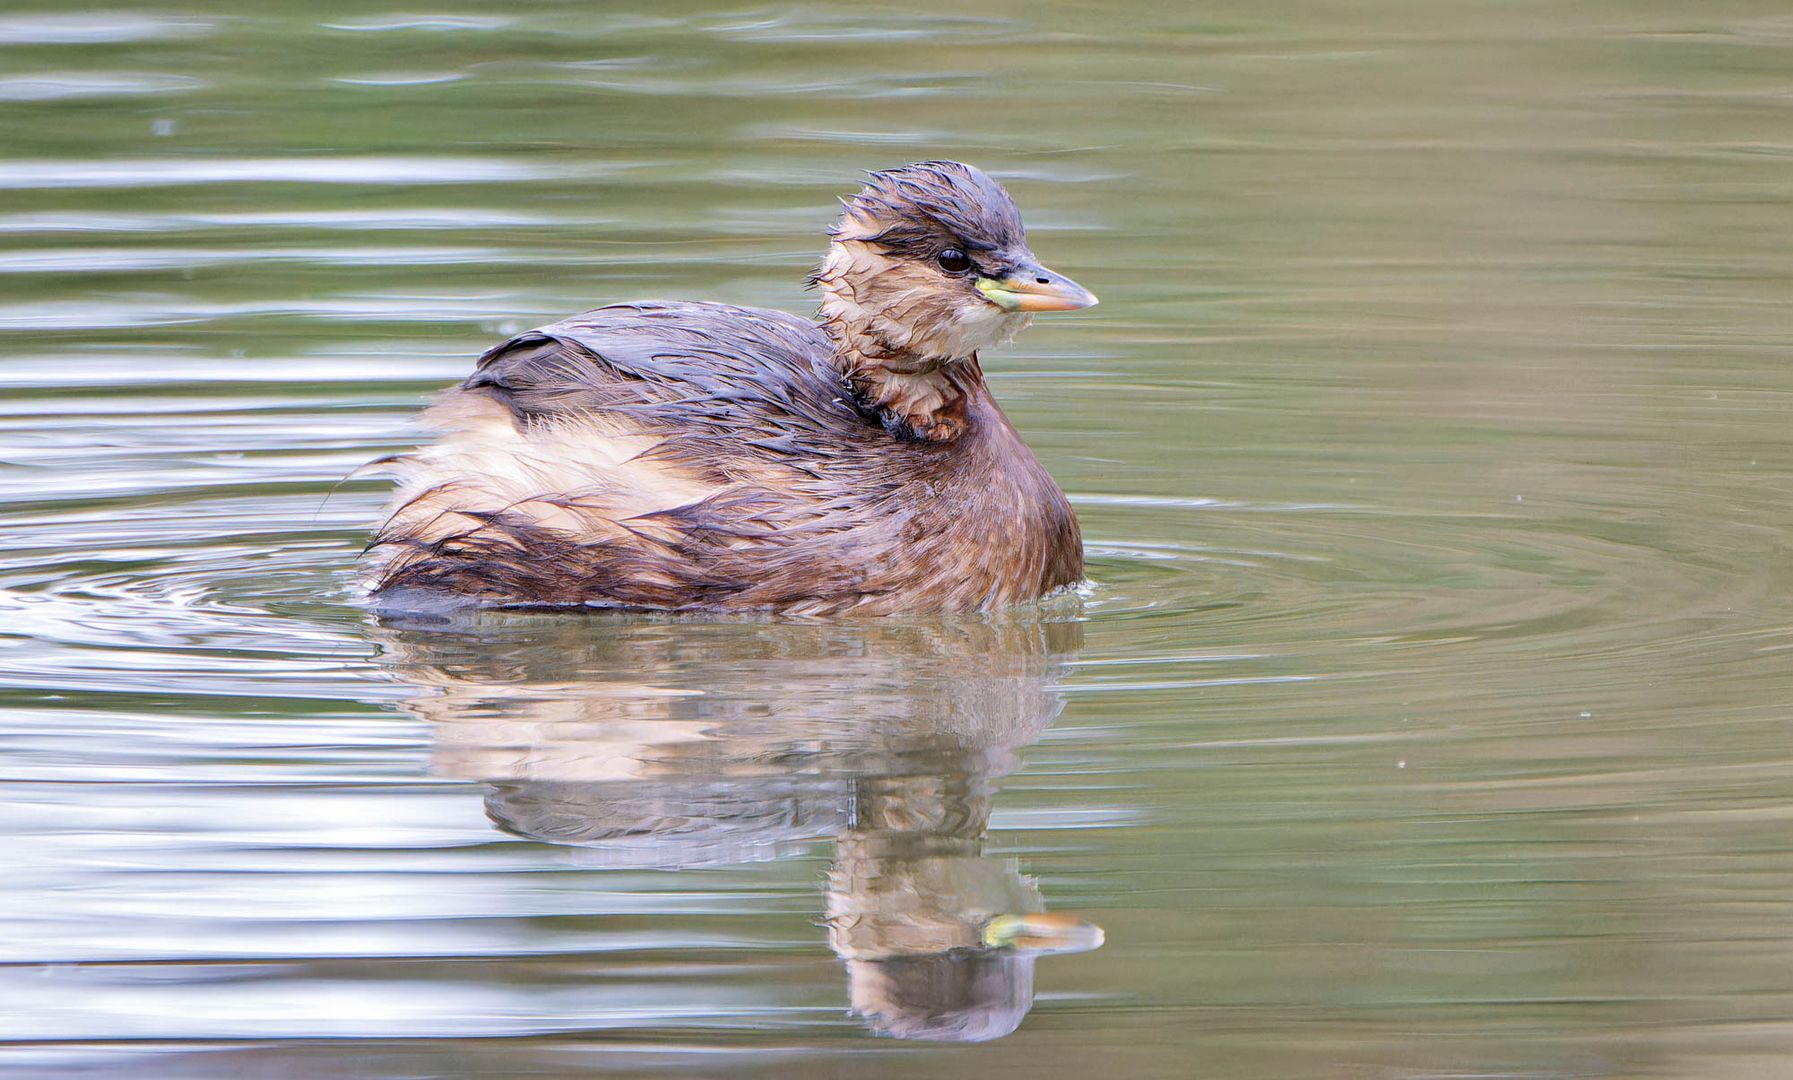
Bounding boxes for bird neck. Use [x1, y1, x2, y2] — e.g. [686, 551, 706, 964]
[817, 299, 984, 443]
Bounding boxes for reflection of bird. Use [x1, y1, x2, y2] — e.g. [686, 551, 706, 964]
[366, 161, 1097, 614]
[372, 612, 1104, 1041]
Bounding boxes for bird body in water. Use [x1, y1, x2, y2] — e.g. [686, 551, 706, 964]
[366, 161, 1098, 615]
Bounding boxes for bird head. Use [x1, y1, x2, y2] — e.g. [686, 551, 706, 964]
[813, 161, 1097, 363]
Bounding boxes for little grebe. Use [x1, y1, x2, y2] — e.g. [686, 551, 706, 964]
[366, 161, 1097, 615]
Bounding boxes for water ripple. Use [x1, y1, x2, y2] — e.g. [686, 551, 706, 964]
[0, 73, 205, 101]
[321, 15, 514, 33]
[0, 208, 589, 234]
[0, 157, 590, 190]
[0, 13, 213, 45]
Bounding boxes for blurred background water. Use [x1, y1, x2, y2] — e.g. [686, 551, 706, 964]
[3, 1, 1793, 1076]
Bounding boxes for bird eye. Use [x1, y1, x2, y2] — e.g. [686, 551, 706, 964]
[935, 248, 972, 275]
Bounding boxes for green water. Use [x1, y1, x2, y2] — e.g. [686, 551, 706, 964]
[4, 2, 1793, 1076]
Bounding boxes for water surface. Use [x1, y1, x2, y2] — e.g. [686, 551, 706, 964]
[4, 2, 1793, 1076]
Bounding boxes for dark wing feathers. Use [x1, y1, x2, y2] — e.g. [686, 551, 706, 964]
[464, 301, 864, 443]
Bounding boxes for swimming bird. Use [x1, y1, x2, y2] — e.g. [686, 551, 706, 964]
[365, 161, 1097, 615]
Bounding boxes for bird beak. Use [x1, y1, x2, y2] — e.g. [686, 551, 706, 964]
[975, 262, 1099, 313]
[982, 912, 1106, 954]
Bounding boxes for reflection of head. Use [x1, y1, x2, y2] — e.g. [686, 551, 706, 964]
[369, 610, 1098, 1040]
[848, 951, 1035, 1042]
[823, 771, 1104, 1042]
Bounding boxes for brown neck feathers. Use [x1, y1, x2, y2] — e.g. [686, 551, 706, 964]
[822, 324, 983, 442]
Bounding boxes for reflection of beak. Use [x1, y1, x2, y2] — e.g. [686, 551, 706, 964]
[982, 912, 1106, 954]
[975, 263, 1099, 313]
